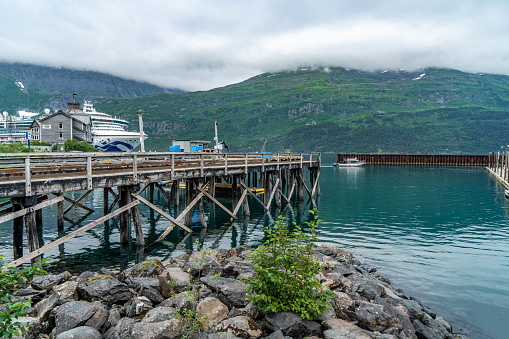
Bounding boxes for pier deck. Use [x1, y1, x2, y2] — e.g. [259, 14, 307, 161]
[1, 152, 321, 268]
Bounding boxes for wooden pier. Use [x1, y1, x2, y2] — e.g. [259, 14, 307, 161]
[486, 152, 509, 189]
[337, 153, 489, 166]
[0, 152, 321, 268]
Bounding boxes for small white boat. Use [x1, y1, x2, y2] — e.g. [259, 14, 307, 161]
[333, 158, 365, 167]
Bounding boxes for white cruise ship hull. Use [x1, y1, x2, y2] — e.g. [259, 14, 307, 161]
[92, 131, 146, 152]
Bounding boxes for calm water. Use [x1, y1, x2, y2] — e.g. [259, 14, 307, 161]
[1, 153, 508, 338]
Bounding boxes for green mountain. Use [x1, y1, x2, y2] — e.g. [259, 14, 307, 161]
[0, 62, 182, 112]
[95, 67, 509, 154]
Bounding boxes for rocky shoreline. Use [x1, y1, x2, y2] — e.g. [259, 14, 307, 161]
[10, 245, 466, 339]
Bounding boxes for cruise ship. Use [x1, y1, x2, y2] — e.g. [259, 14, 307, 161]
[0, 110, 40, 143]
[82, 101, 147, 152]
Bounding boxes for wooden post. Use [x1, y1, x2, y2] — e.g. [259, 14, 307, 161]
[57, 193, 64, 231]
[173, 180, 180, 216]
[197, 179, 207, 229]
[240, 178, 251, 216]
[103, 188, 109, 214]
[35, 209, 43, 231]
[119, 186, 130, 244]
[264, 172, 271, 206]
[185, 180, 194, 227]
[149, 183, 155, 203]
[316, 169, 321, 196]
[211, 176, 216, 197]
[298, 169, 305, 201]
[11, 198, 23, 260]
[129, 186, 145, 246]
[275, 172, 282, 208]
[23, 196, 40, 263]
[232, 175, 238, 208]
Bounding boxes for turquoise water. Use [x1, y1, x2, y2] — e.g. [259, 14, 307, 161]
[1, 153, 508, 338]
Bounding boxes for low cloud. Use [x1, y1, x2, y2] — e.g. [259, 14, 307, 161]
[1, 0, 508, 91]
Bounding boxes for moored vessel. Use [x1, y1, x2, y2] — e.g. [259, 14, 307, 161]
[83, 101, 147, 152]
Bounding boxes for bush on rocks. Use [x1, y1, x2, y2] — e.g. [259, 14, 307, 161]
[247, 210, 334, 320]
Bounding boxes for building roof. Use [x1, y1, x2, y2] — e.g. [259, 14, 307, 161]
[31, 110, 91, 126]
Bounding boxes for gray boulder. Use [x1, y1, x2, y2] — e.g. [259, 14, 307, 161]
[121, 259, 165, 281]
[197, 297, 229, 330]
[124, 296, 153, 317]
[78, 276, 132, 306]
[31, 272, 72, 290]
[130, 319, 180, 339]
[332, 291, 354, 319]
[186, 254, 222, 277]
[265, 312, 322, 339]
[53, 281, 79, 304]
[129, 277, 164, 303]
[55, 301, 96, 335]
[55, 326, 102, 339]
[353, 301, 393, 332]
[103, 317, 136, 339]
[35, 292, 60, 322]
[412, 319, 443, 339]
[323, 318, 372, 339]
[159, 266, 192, 297]
[351, 279, 385, 300]
[142, 306, 177, 323]
[85, 301, 109, 332]
[11, 316, 51, 339]
[200, 276, 249, 308]
[214, 315, 262, 339]
[208, 332, 242, 339]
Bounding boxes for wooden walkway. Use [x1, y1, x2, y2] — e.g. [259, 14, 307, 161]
[486, 151, 509, 190]
[0, 152, 321, 268]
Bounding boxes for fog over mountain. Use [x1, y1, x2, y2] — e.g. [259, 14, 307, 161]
[1, 0, 508, 91]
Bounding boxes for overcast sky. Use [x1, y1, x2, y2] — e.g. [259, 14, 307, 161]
[1, 0, 508, 91]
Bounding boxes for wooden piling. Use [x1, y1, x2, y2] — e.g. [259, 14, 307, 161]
[232, 175, 238, 207]
[56, 193, 64, 231]
[129, 186, 145, 246]
[118, 186, 130, 244]
[11, 198, 23, 260]
[103, 188, 108, 214]
[185, 180, 194, 227]
[23, 196, 41, 263]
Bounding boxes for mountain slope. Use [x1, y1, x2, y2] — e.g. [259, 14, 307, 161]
[0, 62, 182, 112]
[96, 67, 509, 154]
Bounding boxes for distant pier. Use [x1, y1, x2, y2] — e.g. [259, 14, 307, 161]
[337, 153, 489, 166]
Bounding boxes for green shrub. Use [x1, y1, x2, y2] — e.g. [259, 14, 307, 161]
[0, 142, 33, 153]
[247, 209, 333, 320]
[0, 254, 49, 338]
[52, 139, 97, 152]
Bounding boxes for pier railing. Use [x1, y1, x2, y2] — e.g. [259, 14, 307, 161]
[486, 152, 509, 189]
[0, 152, 321, 199]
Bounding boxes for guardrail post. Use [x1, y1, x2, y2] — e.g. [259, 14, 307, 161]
[245, 153, 248, 174]
[200, 153, 204, 177]
[87, 156, 92, 190]
[300, 153, 303, 169]
[171, 154, 175, 180]
[25, 156, 31, 196]
[225, 154, 228, 175]
[133, 154, 138, 184]
[277, 153, 280, 170]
